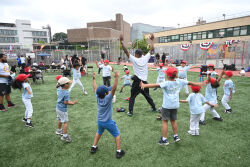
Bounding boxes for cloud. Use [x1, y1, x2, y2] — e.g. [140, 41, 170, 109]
[0, 0, 249, 35]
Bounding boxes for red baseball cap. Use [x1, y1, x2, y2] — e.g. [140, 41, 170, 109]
[159, 63, 164, 67]
[181, 61, 187, 64]
[225, 71, 233, 78]
[16, 74, 31, 82]
[56, 75, 62, 81]
[190, 85, 201, 93]
[208, 64, 214, 67]
[104, 59, 109, 63]
[210, 78, 216, 84]
[165, 67, 178, 77]
[125, 70, 130, 74]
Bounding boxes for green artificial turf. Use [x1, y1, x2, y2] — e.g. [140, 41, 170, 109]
[0, 64, 250, 167]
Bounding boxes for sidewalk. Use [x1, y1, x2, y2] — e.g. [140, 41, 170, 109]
[110, 62, 250, 77]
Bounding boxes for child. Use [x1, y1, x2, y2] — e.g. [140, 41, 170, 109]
[97, 59, 104, 75]
[68, 63, 87, 95]
[177, 60, 200, 96]
[240, 68, 245, 76]
[56, 75, 62, 95]
[222, 71, 235, 113]
[206, 64, 217, 78]
[149, 63, 166, 90]
[95, 59, 113, 87]
[91, 72, 125, 159]
[120, 70, 132, 93]
[12, 74, 34, 127]
[56, 77, 78, 142]
[199, 71, 224, 125]
[180, 85, 216, 136]
[140, 67, 204, 145]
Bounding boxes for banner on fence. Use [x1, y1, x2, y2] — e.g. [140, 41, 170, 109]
[199, 42, 213, 50]
[26, 53, 35, 58]
[180, 44, 192, 51]
[6, 53, 17, 59]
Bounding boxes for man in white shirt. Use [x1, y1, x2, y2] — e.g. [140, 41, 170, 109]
[0, 53, 15, 111]
[120, 34, 156, 116]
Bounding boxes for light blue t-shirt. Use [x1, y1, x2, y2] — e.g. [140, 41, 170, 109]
[205, 83, 217, 102]
[224, 79, 235, 96]
[56, 89, 70, 112]
[177, 66, 190, 79]
[206, 71, 217, 78]
[73, 67, 81, 80]
[160, 79, 189, 109]
[22, 82, 33, 99]
[57, 86, 61, 96]
[123, 75, 131, 85]
[0, 62, 10, 83]
[157, 68, 166, 78]
[96, 93, 113, 122]
[186, 93, 206, 114]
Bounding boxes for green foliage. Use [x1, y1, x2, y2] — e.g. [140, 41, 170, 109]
[53, 32, 67, 42]
[0, 65, 250, 167]
[132, 38, 149, 53]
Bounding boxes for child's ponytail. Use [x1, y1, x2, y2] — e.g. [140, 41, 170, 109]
[12, 79, 23, 90]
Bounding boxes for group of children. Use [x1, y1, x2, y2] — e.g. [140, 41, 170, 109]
[10, 58, 235, 159]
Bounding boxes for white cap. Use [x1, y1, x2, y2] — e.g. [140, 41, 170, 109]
[58, 77, 72, 85]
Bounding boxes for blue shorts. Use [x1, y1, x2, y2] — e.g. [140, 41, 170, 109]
[97, 120, 120, 137]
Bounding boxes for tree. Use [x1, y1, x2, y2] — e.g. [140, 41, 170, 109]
[132, 38, 150, 54]
[52, 32, 67, 42]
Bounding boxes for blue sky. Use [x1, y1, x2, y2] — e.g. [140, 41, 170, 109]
[0, 0, 250, 34]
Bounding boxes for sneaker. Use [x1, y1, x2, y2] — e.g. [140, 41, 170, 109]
[188, 130, 195, 136]
[83, 90, 88, 95]
[224, 109, 232, 114]
[156, 115, 162, 121]
[0, 105, 7, 112]
[127, 111, 133, 117]
[195, 130, 200, 136]
[25, 122, 34, 128]
[8, 102, 16, 108]
[199, 120, 206, 125]
[56, 129, 63, 135]
[116, 150, 125, 159]
[149, 108, 157, 112]
[173, 135, 180, 142]
[90, 146, 98, 154]
[213, 117, 223, 121]
[61, 135, 72, 143]
[158, 137, 169, 145]
[22, 118, 27, 122]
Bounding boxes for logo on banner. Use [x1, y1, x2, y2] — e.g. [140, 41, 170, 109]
[180, 44, 192, 51]
[199, 42, 213, 50]
[225, 40, 240, 47]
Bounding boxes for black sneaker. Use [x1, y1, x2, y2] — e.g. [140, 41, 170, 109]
[0, 105, 7, 112]
[127, 111, 133, 117]
[116, 150, 125, 159]
[25, 122, 34, 128]
[224, 109, 232, 114]
[158, 137, 169, 145]
[90, 146, 98, 154]
[8, 102, 16, 108]
[22, 118, 27, 122]
[173, 135, 180, 142]
[149, 108, 157, 112]
[199, 120, 206, 125]
[213, 117, 223, 121]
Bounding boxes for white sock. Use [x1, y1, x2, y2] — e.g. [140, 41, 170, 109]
[27, 119, 31, 123]
[174, 134, 178, 137]
[92, 145, 97, 148]
[162, 137, 167, 141]
[117, 149, 121, 152]
[63, 134, 67, 137]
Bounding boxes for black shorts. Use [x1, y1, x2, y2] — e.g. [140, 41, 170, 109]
[0, 83, 11, 96]
[161, 108, 177, 121]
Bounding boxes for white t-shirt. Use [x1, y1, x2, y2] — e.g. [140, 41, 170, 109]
[20, 57, 25, 64]
[99, 64, 112, 77]
[129, 52, 151, 81]
[0, 62, 10, 83]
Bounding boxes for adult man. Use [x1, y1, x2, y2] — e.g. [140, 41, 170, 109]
[120, 34, 156, 116]
[81, 55, 88, 72]
[0, 53, 15, 111]
[161, 53, 166, 65]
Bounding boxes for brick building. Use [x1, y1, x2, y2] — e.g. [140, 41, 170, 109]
[67, 13, 130, 47]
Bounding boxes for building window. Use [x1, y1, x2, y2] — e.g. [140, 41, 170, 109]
[0, 37, 19, 43]
[180, 34, 184, 41]
[233, 27, 240, 36]
[32, 31, 47, 37]
[187, 33, 192, 40]
[193, 33, 197, 40]
[240, 26, 247, 35]
[183, 34, 188, 41]
[0, 29, 17, 36]
[33, 38, 48, 43]
[164, 37, 168, 43]
[202, 32, 207, 39]
[208, 31, 213, 38]
[197, 32, 202, 40]
[167, 36, 171, 42]
[219, 29, 225, 38]
[171, 35, 179, 42]
[226, 28, 233, 37]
